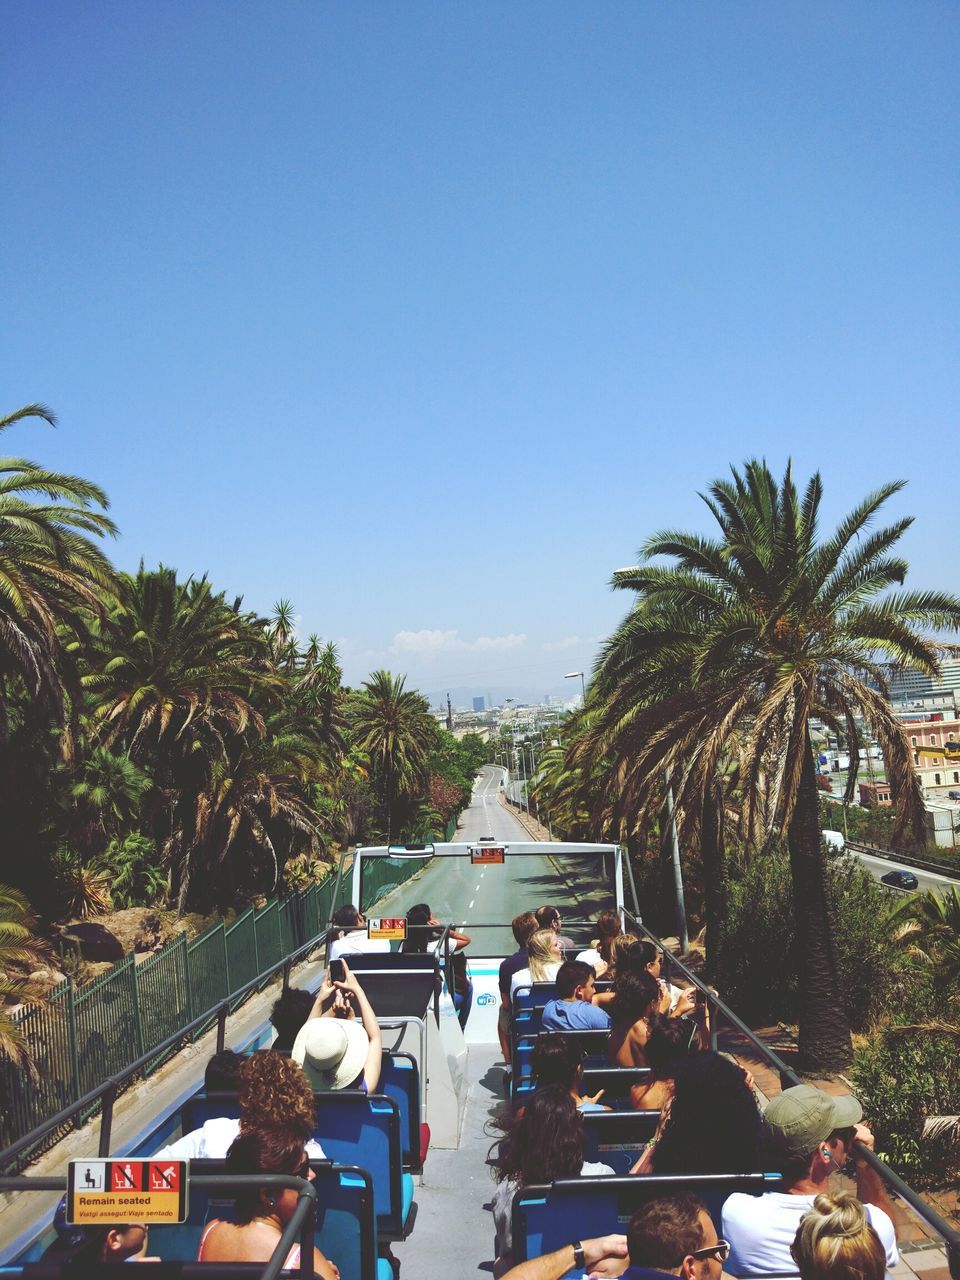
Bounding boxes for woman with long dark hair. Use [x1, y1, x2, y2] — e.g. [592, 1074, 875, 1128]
[632, 1050, 763, 1175]
[401, 901, 473, 1027]
[490, 1085, 613, 1273]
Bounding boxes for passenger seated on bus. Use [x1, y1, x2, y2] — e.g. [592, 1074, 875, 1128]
[328, 903, 391, 961]
[292, 957, 382, 1092]
[541, 960, 612, 1032]
[630, 1051, 762, 1175]
[609, 970, 696, 1068]
[509, 928, 563, 1002]
[791, 1192, 886, 1280]
[628, 1014, 698, 1112]
[499, 911, 538, 1062]
[204, 1048, 246, 1092]
[196, 1127, 339, 1280]
[155, 1051, 325, 1161]
[576, 908, 622, 977]
[402, 901, 473, 1029]
[269, 986, 315, 1051]
[493, 1194, 726, 1280]
[535, 905, 577, 953]
[490, 1085, 615, 1274]
[722, 1085, 899, 1277]
[590, 933, 641, 1007]
[530, 1033, 611, 1111]
[43, 1197, 155, 1264]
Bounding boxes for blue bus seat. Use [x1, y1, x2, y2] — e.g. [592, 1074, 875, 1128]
[379, 1051, 428, 1173]
[512, 1172, 784, 1274]
[511, 1028, 612, 1097]
[581, 1110, 660, 1173]
[581, 1067, 652, 1109]
[179, 1093, 240, 1133]
[312, 1091, 414, 1241]
[146, 1159, 384, 1280]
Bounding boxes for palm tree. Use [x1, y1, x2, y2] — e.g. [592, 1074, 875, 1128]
[582, 461, 960, 1072]
[348, 671, 437, 841]
[0, 885, 48, 1068]
[890, 885, 960, 990]
[0, 404, 117, 749]
[69, 746, 152, 857]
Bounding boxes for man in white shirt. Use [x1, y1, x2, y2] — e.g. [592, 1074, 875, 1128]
[328, 904, 392, 962]
[722, 1084, 898, 1277]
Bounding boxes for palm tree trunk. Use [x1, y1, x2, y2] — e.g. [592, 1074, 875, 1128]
[701, 789, 727, 986]
[787, 726, 853, 1073]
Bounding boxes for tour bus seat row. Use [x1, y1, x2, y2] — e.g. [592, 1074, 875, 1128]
[510, 1029, 611, 1098]
[511, 1172, 784, 1279]
[512, 1065, 652, 1107]
[580, 1110, 660, 1173]
[146, 1159, 391, 1280]
[178, 1092, 413, 1241]
[182, 1048, 426, 1173]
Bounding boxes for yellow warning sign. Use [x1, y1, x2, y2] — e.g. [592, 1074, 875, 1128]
[367, 916, 407, 941]
[67, 1159, 188, 1224]
[471, 845, 505, 864]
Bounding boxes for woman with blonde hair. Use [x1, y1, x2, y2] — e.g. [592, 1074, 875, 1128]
[510, 928, 562, 1000]
[791, 1192, 886, 1280]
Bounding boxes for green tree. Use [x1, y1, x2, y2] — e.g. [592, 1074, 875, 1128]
[582, 461, 960, 1071]
[347, 671, 437, 841]
[0, 885, 48, 1067]
[890, 885, 960, 991]
[68, 747, 152, 858]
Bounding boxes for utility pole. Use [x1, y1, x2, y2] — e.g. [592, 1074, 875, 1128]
[661, 769, 689, 954]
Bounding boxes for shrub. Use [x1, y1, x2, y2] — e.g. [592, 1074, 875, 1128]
[852, 1004, 960, 1187]
[722, 847, 903, 1031]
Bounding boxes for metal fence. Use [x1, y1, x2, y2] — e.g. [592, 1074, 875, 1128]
[0, 874, 349, 1168]
[0, 819, 458, 1170]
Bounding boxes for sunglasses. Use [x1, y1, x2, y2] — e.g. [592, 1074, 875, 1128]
[687, 1240, 730, 1264]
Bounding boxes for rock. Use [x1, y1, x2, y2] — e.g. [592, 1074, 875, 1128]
[132, 913, 163, 953]
[27, 966, 68, 993]
[57, 921, 125, 962]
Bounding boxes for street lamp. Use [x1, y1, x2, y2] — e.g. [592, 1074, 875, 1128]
[564, 671, 586, 702]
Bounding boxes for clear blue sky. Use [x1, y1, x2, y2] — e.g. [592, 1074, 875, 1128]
[4, 3, 958, 703]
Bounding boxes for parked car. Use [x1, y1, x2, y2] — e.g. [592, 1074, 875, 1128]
[880, 869, 919, 890]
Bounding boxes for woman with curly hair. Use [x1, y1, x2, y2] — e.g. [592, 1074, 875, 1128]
[490, 1085, 613, 1274]
[154, 1051, 324, 1161]
[197, 1127, 338, 1279]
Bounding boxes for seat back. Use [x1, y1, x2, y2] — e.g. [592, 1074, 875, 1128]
[512, 1028, 612, 1098]
[512, 983, 558, 1016]
[580, 1067, 652, 1109]
[179, 1092, 241, 1134]
[581, 1109, 660, 1173]
[312, 1091, 407, 1239]
[379, 1051, 426, 1172]
[146, 1159, 378, 1280]
[512, 1173, 784, 1270]
[343, 953, 439, 1021]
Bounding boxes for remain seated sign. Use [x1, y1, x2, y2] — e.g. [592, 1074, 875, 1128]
[67, 1159, 188, 1224]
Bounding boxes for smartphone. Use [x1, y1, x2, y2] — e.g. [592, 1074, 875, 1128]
[329, 959, 345, 983]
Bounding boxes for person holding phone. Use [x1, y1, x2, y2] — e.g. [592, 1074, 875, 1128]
[292, 959, 383, 1093]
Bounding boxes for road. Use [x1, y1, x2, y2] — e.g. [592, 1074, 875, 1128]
[847, 847, 959, 896]
[370, 765, 615, 954]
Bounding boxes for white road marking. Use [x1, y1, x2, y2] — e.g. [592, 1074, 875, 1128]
[469, 898, 475, 909]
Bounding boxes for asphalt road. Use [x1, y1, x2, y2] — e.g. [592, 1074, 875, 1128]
[847, 847, 959, 896]
[370, 765, 616, 954]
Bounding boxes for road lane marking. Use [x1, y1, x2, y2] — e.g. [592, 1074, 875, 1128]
[469, 899, 475, 909]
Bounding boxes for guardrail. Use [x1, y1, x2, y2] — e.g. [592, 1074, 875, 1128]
[846, 839, 960, 881]
[624, 910, 960, 1280]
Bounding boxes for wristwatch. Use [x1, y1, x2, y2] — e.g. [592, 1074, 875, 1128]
[572, 1241, 586, 1270]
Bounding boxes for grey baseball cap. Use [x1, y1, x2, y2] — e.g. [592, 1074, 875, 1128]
[763, 1084, 863, 1158]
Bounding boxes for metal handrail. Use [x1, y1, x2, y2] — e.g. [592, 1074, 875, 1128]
[0, 1173, 317, 1280]
[623, 910, 960, 1279]
[0, 929, 329, 1172]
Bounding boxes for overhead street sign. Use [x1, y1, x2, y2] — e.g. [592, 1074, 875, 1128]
[67, 1159, 188, 1224]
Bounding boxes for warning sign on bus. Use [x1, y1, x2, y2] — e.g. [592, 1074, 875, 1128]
[367, 917, 407, 941]
[67, 1159, 188, 1225]
[471, 845, 505, 864]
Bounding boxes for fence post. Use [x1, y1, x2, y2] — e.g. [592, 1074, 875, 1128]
[216, 1003, 227, 1054]
[65, 978, 82, 1132]
[128, 955, 146, 1063]
[99, 1080, 117, 1156]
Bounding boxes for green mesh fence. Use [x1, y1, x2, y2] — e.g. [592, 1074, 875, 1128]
[3, 844, 433, 1168]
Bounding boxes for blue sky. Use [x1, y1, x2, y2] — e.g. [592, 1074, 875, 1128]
[4, 3, 958, 703]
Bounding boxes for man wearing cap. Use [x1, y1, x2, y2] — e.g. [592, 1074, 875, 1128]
[292, 959, 383, 1093]
[722, 1084, 898, 1276]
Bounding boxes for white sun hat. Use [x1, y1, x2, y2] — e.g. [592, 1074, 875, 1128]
[291, 1017, 369, 1091]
